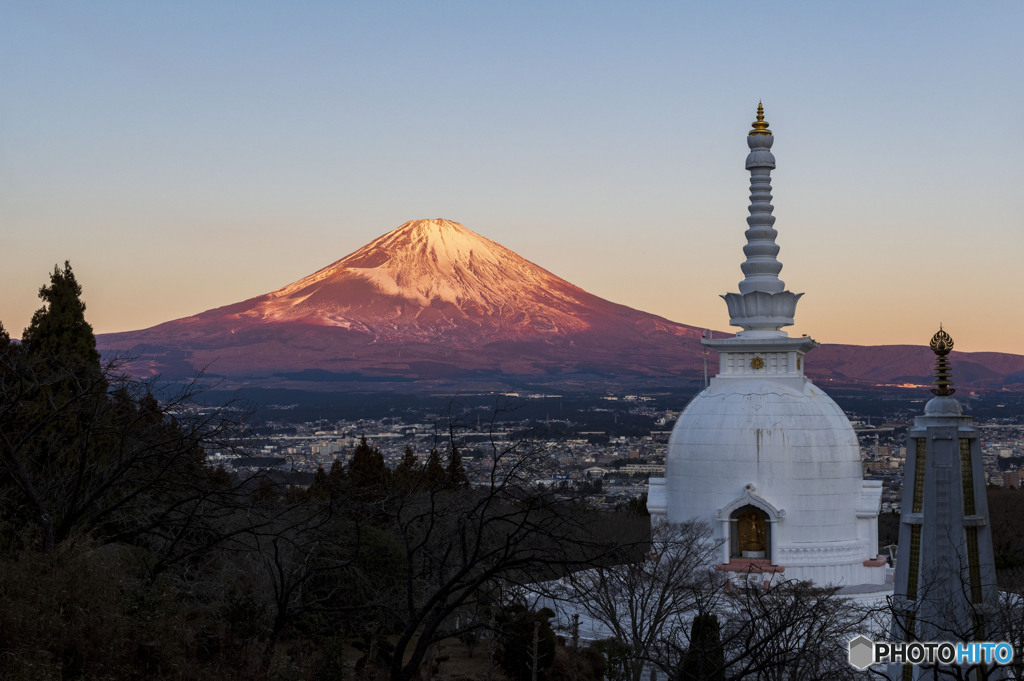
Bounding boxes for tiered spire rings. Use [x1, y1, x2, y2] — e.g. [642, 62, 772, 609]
[721, 104, 802, 335]
[929, 327, 956, 397]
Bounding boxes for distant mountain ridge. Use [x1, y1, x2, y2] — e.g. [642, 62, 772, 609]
[96, 219, 1024, 392]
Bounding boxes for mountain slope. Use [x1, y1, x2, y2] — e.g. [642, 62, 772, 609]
[98, 219, 707, 385]
[97, 218, 1024, 391]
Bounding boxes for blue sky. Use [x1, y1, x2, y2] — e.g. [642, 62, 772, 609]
[1, 2, 1021, 353]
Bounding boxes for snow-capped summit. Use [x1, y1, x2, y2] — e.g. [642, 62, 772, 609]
[250, 218, 596, 340]
[97, 219, 706, 384]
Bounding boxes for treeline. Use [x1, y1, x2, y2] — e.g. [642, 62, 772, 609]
[12, 263, 1024, 681]
[0, 263, 645, 681]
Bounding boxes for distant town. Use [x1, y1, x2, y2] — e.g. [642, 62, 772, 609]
[203, 387, 1024, 513]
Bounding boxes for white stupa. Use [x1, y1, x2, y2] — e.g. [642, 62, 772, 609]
[648, 105, 888, 588]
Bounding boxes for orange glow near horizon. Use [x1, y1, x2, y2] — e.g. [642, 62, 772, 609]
[1, 221, 1017, 357]
[2, 4, 1021, 357]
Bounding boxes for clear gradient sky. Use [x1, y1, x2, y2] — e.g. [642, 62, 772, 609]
[2, 2, 1021, 353]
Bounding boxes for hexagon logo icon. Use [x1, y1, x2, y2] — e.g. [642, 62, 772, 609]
[848, 635, 875, 670]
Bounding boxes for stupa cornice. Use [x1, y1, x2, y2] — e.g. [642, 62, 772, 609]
[703, 335, 818, 354]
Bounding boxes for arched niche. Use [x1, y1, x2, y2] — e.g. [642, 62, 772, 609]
[716, 485, 785, 564]
[731, 505, 770, 559]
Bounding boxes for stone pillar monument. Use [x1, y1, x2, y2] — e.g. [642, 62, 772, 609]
[889, 328, 999, 680]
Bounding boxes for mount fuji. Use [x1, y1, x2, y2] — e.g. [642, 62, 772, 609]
[97, 218, 1024, 391]
[97, 219, 708, 389]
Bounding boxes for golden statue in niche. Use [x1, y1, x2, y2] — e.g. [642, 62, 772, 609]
[737, 508, 767, 553]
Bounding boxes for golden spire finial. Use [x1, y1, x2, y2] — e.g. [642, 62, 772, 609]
[749, 101, 772, 136]
[929, 326, 956, 396]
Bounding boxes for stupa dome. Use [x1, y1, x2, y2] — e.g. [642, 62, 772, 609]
[660, 373, 876, 583]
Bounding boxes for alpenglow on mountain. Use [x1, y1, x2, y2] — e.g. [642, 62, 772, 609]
[215, 218, 636, 341]
[97, 219, 706, 388]
[97, 219, 1024, 391]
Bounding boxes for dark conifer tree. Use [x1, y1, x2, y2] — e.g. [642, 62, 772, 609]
[446, 443, 468, 488]
[348, 436, 390, 497]
[308, 459, 347, 500]
[677, 613, 725, 681]
[0, 321, 11, 366]
[2, 263, 109, 550]
[1, 263, 220, 553]
[498, 606, 557, 681]
[328, 458, 347, 483]
[424, 448, 445, 486]
[21, 261, 102, 385]
[393, 446, 419, 492]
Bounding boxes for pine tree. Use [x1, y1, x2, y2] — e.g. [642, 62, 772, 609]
[0, 264, 214, 553]
[393, 446, 420, 492]
[446, 443, 469, 488]
[307, 458, 348, 500]
[8, 264, 107, 514]
[425, 448, 446, 486]
[22, 262, 100, 370]
[677, 613, 725, 681]
[2, 265, 107, 550]
[498, 606, 557, 681]
[348, 436, 390, 497]
[327, 458, 347, 483]
[0, 320, 11, 364]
